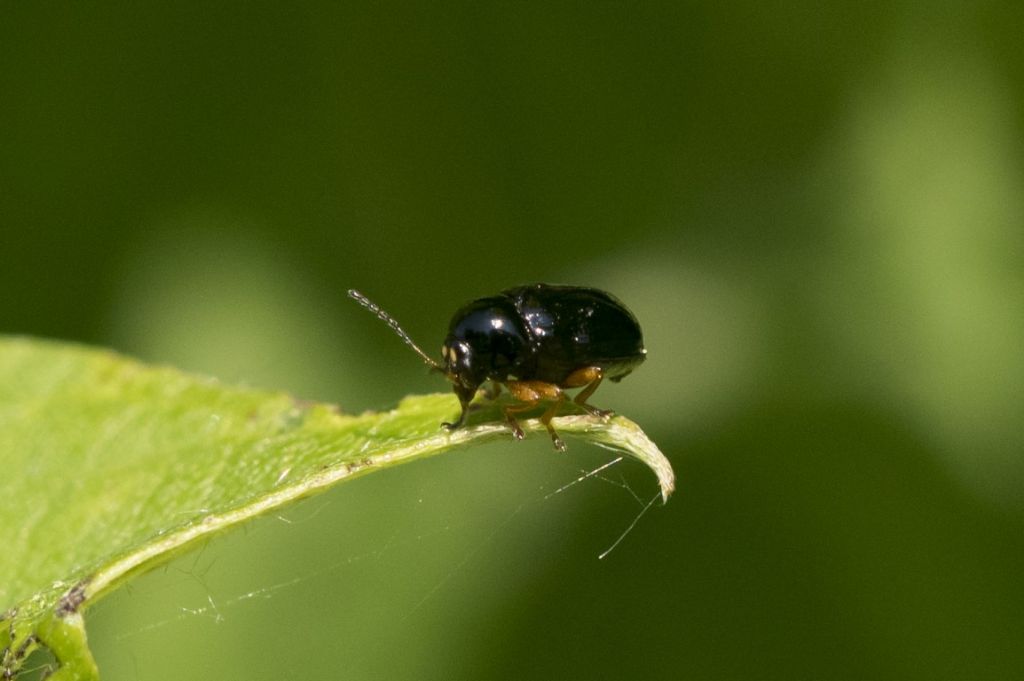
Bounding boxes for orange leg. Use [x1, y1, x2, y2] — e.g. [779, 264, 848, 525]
[539, 392, 568, 451]
[564, 366, 613, 419]
[505, 380, 565, 449]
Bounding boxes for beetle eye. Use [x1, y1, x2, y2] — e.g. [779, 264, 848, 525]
[440, 343, 460, 367]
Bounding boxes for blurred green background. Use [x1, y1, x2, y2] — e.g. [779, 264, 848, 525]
[3, 3, 1023, 680]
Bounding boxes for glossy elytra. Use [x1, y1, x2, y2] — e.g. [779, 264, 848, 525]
[348, 284, 646, 451]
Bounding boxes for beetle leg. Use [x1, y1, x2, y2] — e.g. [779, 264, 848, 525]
[565, 366, 613, 420]
[539, 393, 568, 451]
[502, 404, 530, 441]
[454, 382, 501, 419]
[442, 384, 477, 431]
[441, 402, 469, 431]
[457, 382, 502, 419]
[502, 382, 538, 441]
[505, 380, 565, 449]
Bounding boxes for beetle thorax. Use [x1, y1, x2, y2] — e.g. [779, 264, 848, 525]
[441, 298, 531, 390]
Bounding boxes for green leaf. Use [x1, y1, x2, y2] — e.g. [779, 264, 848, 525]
[0, 336, 674, 680]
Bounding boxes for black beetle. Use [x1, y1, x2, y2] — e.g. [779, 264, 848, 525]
[348, 284, 646, 450]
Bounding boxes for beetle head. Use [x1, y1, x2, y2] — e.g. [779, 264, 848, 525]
[442, 298, 528, 393]
[439, 338, 480, 394]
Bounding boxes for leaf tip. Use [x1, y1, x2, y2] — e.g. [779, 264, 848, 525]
[544, 414, 676, 504]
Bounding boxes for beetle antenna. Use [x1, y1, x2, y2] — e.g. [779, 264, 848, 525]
[348, 289, 443, 371]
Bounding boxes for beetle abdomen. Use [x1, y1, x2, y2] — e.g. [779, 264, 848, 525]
[503, 284, 646, 385]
